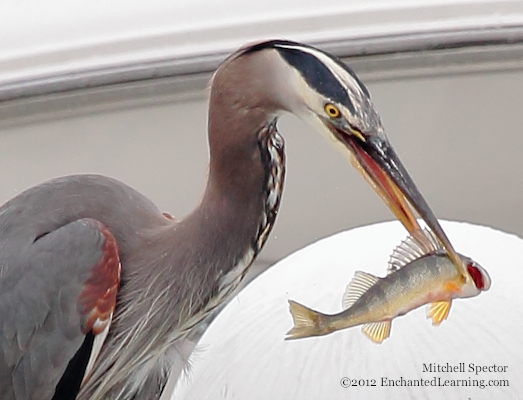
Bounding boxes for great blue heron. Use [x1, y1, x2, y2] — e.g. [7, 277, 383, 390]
[0, 40, 461, 400]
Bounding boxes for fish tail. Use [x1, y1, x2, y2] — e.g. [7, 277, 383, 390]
[285, 300, 329, 340]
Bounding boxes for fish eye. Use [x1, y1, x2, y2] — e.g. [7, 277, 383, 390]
[324, 103, 341, 118]
[467, 262, 485, 290]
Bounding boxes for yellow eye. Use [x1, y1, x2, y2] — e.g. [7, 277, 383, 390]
[324, 103, 341, 118]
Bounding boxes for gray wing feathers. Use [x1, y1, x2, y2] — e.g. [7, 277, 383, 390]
[0, 218, 114, 400]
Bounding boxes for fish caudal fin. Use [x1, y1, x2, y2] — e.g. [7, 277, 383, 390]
[362, 321, 391, 344]
[285, 300, 327, 340]
[427, 300, 452, 325]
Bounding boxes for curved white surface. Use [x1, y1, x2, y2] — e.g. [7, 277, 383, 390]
[1, 0, 523, 85]
[173, 221, 522, 399]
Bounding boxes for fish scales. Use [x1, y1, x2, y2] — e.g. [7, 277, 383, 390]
[286, 229, 491, 343]
[329, 255, 453, 330]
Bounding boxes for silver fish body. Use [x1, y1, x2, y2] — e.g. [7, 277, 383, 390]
[286, 229, 491, 343]
[331, 253, 472, 330]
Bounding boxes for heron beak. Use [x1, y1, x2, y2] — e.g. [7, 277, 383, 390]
[330, 125, 469, 280]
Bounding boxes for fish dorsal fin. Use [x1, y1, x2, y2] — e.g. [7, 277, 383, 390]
[342, 271, 380, 310]
[387, 228, 444, 275]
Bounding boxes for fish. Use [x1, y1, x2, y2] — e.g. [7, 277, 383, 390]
[285, 229, 491, 343]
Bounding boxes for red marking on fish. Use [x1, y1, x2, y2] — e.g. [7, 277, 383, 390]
[467, 263, 484, 289]
[79, 223, 121, 335]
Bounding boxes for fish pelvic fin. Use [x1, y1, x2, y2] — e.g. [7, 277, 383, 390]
[285, 300, 329, 340]
[362, 320, 392, 344]
[427, 300, 452, 326]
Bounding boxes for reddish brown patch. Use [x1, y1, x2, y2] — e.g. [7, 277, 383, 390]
[467, 263, 485, 289]
[79, 224, 121, 335]
[162, 212, 175, 220]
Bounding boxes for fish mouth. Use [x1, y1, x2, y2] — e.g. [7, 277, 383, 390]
[329, 124, 470, 280]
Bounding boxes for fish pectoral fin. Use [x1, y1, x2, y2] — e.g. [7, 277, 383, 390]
[342, 271, 380, 310]
[427, 300, 452, 326]
[444, 281, 462, 294]
[362, 321, 391, 344]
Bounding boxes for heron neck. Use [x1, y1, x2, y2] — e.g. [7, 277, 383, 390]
[182, 109, 282, 283]
[180, 50, 286, 285]
[196, 123, 269, 263]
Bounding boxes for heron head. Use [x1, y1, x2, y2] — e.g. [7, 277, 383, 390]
[212, 39, 467, 278]
[231, 40, 465, 274]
